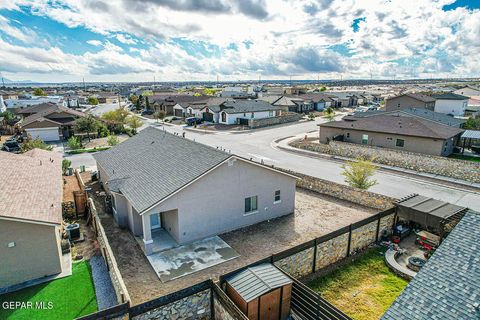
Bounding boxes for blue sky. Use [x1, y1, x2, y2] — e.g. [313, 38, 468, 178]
[0, 0, 479, 82]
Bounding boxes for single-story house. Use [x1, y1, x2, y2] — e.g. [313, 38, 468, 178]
[0, 149, 65, 290]
[431, 92, 469, 117]
[328, 92, 362, 108]
[172, 100, 210, 118]
[152, 95, 206, 116]
[271, 96, 312, 113]
[385, 93, 436, 112]
[319, 114, 464, 156]
[19, 104, 86, 142]
[298, 93, 334, 111]
[201, 99, 283, 125]
[347, 107, 466, 128]
[453, 86, 480, 97]
[93, 127, 297, 255]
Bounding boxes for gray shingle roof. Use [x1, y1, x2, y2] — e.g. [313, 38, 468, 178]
[382, 210, 480, 320]
[432, 92, 469, 100]
[220, 99, 281, 114]
[93, 127, 232, 213]
[226, 263, 292, 302]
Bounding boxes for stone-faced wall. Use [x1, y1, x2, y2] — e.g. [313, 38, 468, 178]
[291, 139, 480, 183]
[274, 247, 314, 278]
[277, 168, 395, 210]
[379, 213, 395, 235]
[350, 221, 377, 253]
[315, 233, 349, 270]
[249, 113, 302, 129]
[213, 293, 238, 320]
[132, 290, 210, 320]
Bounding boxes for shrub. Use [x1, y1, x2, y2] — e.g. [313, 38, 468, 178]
[62, 159, 72, 175]
[67, 136, 82, 150]
[107, 135, 120, 146]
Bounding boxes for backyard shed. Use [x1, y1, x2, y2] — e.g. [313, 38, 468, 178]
[225, 263, 293, 320]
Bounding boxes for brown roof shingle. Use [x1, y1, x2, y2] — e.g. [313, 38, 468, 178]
[0, 149, 63, 225]
[319, 114, 464, 139]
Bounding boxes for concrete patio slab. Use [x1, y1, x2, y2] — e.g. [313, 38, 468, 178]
[147, 236, 239, 282]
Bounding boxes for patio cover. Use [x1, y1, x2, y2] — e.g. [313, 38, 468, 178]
[461, 130, 480, 139]
[396, 194, 467, 231]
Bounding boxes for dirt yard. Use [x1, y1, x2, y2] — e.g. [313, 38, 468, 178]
[91, 186, 376, 305]
[82, 134, 129, 149]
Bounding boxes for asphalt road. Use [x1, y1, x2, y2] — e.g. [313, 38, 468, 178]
[65, 117, 480, 211]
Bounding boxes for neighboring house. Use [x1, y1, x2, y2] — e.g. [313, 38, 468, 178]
[347, 107, 466, 128]
[271, 96, 310, 113]
[152, 95, 206, 116]
[328, 92, 362, 108]
[93, 127, 297, 255]
[19, 104, 86, 142]
[465, 97, 480, 117]
[431, 92, 469, 116]
[318, 114, 464, 156]
[298, 93, 334, 111]
[453, 86, 480, 97]
[5, 95, 64, 109]
[382, 210, 480, 320]
[0, 149, 66, 290]
[385, 93, 436, 112]
[202, 99, 283, 125]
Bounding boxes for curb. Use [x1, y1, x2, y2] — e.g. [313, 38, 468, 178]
[274, 137, 480, 193]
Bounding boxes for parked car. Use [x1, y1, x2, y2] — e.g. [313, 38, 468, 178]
[1, 140, 21, 153]
[185, 117, 203, 126]
[141, 109, 154, 116]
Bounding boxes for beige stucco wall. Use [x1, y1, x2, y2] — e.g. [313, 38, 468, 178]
[319, 126, 448, 156]
[385, 95, 435, 111]
[143, 158, 297, 244]
[0, 219, 62, 288]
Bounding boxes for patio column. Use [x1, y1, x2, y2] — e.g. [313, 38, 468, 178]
[142, 214, 153, 255]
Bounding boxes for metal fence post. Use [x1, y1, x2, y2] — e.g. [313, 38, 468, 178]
[312, 238, 317, 274]
[375, 214, 381, 242]
[346, 224, 352, 257]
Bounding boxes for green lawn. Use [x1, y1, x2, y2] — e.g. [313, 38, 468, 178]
[0, 261, 98, 320]
[449, 154, 480, 163]
[307, 247, 408, 320]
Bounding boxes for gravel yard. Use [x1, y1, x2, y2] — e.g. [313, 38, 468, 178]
[89, 255, 118, 310]
[92, 187, 376, 305]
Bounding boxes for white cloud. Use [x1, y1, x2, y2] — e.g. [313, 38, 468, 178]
[0, 0, 479, 81]
[86, 39, 102, 46]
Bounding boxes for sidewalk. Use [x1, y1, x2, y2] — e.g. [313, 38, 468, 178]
[274, 134, 480, 191]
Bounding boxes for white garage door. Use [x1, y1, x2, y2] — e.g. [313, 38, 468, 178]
[25, 127, 60, 142]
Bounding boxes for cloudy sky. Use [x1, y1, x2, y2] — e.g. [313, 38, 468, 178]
[0, 0, 479, 82]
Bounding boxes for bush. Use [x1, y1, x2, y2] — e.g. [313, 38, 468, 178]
[107, 135, 120, 146]
[62, 159, 72, 175]
[97, 123, 110, 138]
[67, 136, 82, 150]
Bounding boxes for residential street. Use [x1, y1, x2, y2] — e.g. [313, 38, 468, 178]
[66, 117, 480, 211]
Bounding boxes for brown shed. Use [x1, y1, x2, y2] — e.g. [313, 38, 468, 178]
[225, 263, 293, 320]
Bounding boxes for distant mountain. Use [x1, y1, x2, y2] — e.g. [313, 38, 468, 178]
[1, 77, 34, 84]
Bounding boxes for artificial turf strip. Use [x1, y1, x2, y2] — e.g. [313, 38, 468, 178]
[307, 247, 408, 320]
[0, 261, 98, 320]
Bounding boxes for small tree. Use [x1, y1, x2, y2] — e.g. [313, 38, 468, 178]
[21, 137, 53, 152]
[154, 110, 166, 123]
[33, 88, 46, 96]
[87, 97, 99, 105]
[107, 135, 120, 146]
[463, 117, 480, 130]
[67, 136, 82, 150]
[75, 115, 99, 141]
[129, 95, 138, 104]
[145, 96, 151, 111]
[319, 86, 327, 92]
[324, 107, 335, 122]
[135, 95, 143, 111]
[308, 113, 315, 121]
[126, 115, 143, 134]
[341, 158, 378, 190]
[97, 123, 110, 137]
[101, 108, 130, 132]
[62, 159, 72, 175]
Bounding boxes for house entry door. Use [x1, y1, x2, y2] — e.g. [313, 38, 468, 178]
[150, 213, 161, 229]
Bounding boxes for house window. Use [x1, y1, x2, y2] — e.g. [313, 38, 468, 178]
[387, 137, 392, 141]
[396, 139, 405, 147]
[251, 112, 254, 119]
[269, 111, 273, 117]
[244, 196, 258, 214]
[362, 134, 369, 144]
[397, 103, 401, 108]
[221, 112, 226, 122]
[274, 190, 281, 203]
[346, 132, 350, 138]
